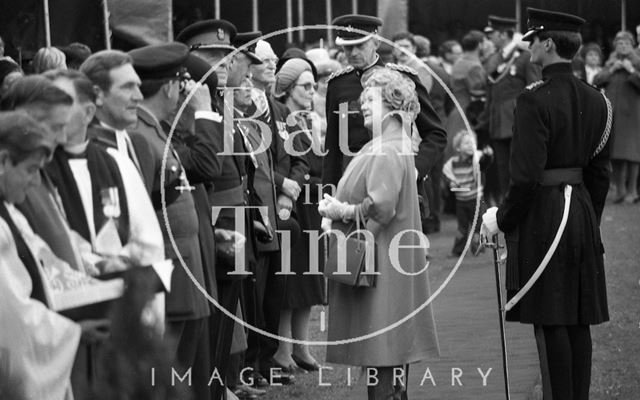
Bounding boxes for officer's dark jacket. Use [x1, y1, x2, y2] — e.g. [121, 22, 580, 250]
[497, 62, 610, 325]
[322, 56, 447, 189]
[497, 62, 610, 230]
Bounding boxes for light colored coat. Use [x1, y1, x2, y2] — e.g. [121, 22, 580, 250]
[326, 127, 440, 366]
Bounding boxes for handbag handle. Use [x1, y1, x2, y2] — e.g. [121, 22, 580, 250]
[322, 201, 368, 259]
[354, 203, 368, 250]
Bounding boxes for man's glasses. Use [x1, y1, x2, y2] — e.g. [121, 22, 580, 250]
[295, 82, 318, 91]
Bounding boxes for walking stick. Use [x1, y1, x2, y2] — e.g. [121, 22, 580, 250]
[485, 234, 511, 400]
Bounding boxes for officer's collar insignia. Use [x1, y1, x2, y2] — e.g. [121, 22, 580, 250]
[386, 63, 418, 77]
[525, 80, 545, 91]
[327, 66, 354, 83]
[217, 28, 225, 40]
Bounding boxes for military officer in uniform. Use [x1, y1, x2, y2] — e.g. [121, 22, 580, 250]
[178, 19, 264, 398]
[481, 8, 611, 400]
[127, 42, 217, 399]
[322, 14, 447, 198]
[482, 15, 541, 203]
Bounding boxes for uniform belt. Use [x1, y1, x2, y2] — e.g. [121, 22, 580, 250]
[540, 168, 582, 186]
[208, 184, 245, 206]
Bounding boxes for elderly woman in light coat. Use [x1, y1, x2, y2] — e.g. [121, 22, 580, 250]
[319, 68, 439, 400]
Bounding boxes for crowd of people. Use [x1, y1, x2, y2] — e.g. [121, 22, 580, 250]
[0, 5, 635, 400]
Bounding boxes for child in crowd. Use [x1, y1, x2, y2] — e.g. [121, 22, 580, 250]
[443, 130, 493, 256]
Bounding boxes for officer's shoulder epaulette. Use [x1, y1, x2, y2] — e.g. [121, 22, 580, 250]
[525, 80, 547, 91]
[327, 66, 354, 83]
[385, 62, 418, 77]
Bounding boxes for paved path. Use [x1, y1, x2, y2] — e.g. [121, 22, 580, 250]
[263, 215, 541, 399]
[261, 199, 639, 400]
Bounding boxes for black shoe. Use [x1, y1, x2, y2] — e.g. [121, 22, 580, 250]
[242, 369, 269, 388]
[292, 354, 321, 372]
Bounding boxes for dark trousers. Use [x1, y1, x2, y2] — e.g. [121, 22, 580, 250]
[452, 198, 483, 255]
[422, 156, 444, 233]
[366, 365, 409, 400]
[492, 138, 512, 201]
[534, 325, 592, 400]
[242, 251, 285, 374]
[166, 318, 210, 400]
[210, 279, 243, 399]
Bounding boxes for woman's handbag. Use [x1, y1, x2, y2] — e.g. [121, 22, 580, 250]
[323, 205, 378, 288]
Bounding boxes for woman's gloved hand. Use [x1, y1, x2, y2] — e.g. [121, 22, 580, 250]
[320, 217, 332, 233]
[318, 194, 356, 221]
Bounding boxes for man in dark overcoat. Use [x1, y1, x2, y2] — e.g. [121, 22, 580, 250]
[482, 8, 611, 400]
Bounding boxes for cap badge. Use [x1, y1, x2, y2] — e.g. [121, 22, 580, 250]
[217, 28, 225, 40]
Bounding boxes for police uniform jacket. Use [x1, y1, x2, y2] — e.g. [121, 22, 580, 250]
[322, 57, 447, 189]
[484, 47, 541, 140]
[497, 62, 610, 325]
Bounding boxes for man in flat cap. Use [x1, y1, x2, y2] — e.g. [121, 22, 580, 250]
[482, 8, 611, 400]
[322, 14, 447, 203]
[481, 15, 541, 204]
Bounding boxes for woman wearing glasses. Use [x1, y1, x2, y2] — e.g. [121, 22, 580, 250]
[270, 57, 325, 373]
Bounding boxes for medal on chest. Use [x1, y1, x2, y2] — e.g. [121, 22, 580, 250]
[276, 121, 289, 140]
[101, 187, 121, 219]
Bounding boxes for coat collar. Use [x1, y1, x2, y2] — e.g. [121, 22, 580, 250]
[136, 105, 168, 141]
[542, 62, 573, 79]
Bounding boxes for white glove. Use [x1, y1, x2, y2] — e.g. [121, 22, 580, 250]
[320, 217, 332, 233]
[480, 207, 500, 242]
[318, 194, 355, 221]
[214, 229, 246, 251]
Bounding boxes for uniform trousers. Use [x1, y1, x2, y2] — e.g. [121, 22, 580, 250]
[452, 198, 484, 255]
[210, 279, 243, 399]
[422, 156, 444, 233]
[166, 318, 209, 399]
[534, 325, 592, 400]
[366, 365, 409, 400]
[242, 251, 285, 375]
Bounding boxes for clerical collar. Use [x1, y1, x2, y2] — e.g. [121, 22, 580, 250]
[64, 141, 89, 156]
[99, 121, 126, 135]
